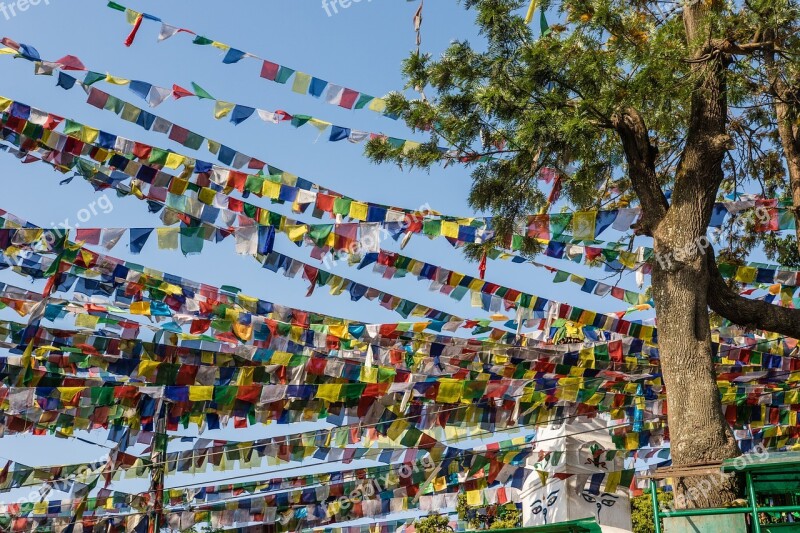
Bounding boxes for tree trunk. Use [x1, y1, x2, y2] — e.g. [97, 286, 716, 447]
[651, 245, 741, 508]
[765, 32, 800, 255]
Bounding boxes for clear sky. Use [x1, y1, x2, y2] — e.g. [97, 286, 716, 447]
[0, 0, 646, 526]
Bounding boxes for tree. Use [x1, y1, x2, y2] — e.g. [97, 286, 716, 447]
[631, 490, 673, 533]
[415, 513, 455, 533]
[455, 492, 522, 529]
[367, 0, 800, 508]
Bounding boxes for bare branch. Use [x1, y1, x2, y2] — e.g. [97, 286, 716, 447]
[707, 250, 800, 337]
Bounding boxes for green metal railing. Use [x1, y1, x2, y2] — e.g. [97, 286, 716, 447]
[649, 473, 800, 533]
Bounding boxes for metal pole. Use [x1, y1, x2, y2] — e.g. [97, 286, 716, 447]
[650, 479, 662, 533]
[746, 471, 761, 533]
[150, 400, 168, 533]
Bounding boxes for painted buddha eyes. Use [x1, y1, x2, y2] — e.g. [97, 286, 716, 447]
[531, 490, 560, 514]
[581, 492, 619, 507]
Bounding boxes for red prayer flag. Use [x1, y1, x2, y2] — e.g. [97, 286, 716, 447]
[55, 55, 86, 71]
[171, 84, 194, 100]
[339, 89, 359, 109]
[260, 61, 280, 81]
[124, 14, 144, 47]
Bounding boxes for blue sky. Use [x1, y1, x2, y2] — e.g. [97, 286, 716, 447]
[0, 0, 646, 524]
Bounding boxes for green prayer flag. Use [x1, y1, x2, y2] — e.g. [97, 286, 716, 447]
[84, 72, 106, 86]
[180, 227, 205, 256]
[63, 119, 82, 136]
[549, 213, 571, 239]
[553, 270, 569, 283]
[309, 224, 334, 245]
[275, 66, 295, 84]
[423, 220, 442, 237]
[333, 198, 352, 216]
[192, 36, 213, 46]
[400, 426, 423, 447]
[148, 148, 169, 166]
[291, 115, 312, 128]
[183, 132, 204, 150]
[120, 103, 141, 123]
[540, 9, 551, 36]
[354, 94, 375, 110]
[214, 386, 237, 405]
[191, 82, 215, 100]
[245, 175, 264, 194]
[104, 95, 124, 114]
[106, 1, 126, 12]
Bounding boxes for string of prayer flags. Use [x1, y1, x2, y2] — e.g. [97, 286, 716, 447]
[0, 90, 488, 229]
[0, 139, 664, 342]
[3, 46, 429, 151]
[105, 2, 394, 117]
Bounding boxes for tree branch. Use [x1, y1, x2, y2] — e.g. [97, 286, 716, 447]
[706, 250, 800, 337]
[611, 107, 669, 235]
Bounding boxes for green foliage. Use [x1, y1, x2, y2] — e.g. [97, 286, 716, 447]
[415, 513, 454, 533]
[365, 0, 800, 265]
[454, 492, 522, 530]
[631, 490, 673, 533]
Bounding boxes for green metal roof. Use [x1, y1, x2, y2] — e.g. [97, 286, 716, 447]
[466, 517, 602, 533]
[722, 451, 800, 494]
[721, 451, 800, 474]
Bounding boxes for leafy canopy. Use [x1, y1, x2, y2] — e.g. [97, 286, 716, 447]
[367, 0, 800, 264]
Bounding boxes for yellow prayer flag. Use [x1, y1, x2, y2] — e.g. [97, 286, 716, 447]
[573, 211, 597, 240]
[80, 126, 100, 144]
[75, 314, 100, 329]
[105, 74, 130, 86]
[292, 72, 312, 94]
[386, 418, 410, 441]
[156, 227, 179, 250]
[360, 366, 379, 383]
[136, 360, 161, 379]
[124, 8, 140, 24]
[308, 118, 332, 132]
[349, 201, 369, 221]
[436, 379, 463, 403]
[286, 225, 308, 242]
[368, 98, 387, 113]
[165, 153, 185, 170]
[604, 470, 622, 493]
[466, 490, 482, 506]
[236, 367, 255, 385]
[214, 101, 235, 119]
[316, 384, 343, 402]
[618, 251, 637, 269]
[441, 221, 459, 239]
[57, 387, 85, 402]
[403, 141, 422, 153]
[735, 266, 757, 284]
[328, 324, 348, 339]
[189, 386, 214, 402]
[233, 322, 253, 342]
[130, 301, 151, 315]
[270, 352, 292, 366]
[198, 187, 217, 205]
[263, 180, 281, 199]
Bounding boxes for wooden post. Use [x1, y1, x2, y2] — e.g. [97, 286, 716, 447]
[149, 400, 168, 532]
